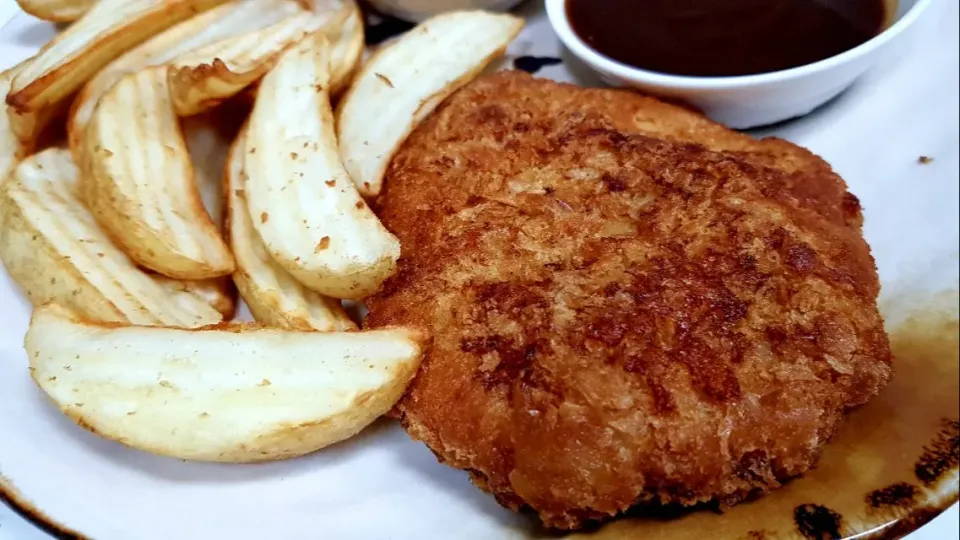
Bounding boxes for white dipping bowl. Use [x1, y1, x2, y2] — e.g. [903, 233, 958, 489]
[546, 0, 934, 128]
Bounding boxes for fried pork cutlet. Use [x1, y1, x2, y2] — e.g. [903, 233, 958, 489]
[365, 72, 891, 530]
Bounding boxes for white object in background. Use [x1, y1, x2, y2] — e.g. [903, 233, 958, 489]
[547, 0, 934, 129]
[366, 0, 525, 22]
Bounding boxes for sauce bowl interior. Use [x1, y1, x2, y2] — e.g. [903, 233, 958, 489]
[546, 0, 933, 89]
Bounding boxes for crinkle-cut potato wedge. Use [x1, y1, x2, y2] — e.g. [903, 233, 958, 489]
[184, 113, 236, 227]
[324, 0, 364, 97]
[168, 7, 346, 117]
[84, 66, 235, 280]
[220, 0, 358, 110]
[6, 96, 63, 153]
[14, 0, 98, 22]
[67, 0, 306, 158]
[26, 304, 426, 463]
[337, 11, 524, 198]
[0, 149, 222, 327]
[7, 0, 231, 145]
[164, 114, 244, 318]
[5, 58, 65, 152]
[152, 274, 236, 319]
[1, 61, 32, 184]
[244, 33, 401, 299]
[227, 128, 355, 331]
[298, 0, 345, 11]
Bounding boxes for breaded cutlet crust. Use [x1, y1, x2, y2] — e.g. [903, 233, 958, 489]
[365, 72, 891, 529]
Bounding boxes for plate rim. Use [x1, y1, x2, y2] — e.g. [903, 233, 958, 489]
[0, 3, 957, 539]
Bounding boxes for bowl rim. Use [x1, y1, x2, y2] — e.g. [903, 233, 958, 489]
[545, 0, 935, 89]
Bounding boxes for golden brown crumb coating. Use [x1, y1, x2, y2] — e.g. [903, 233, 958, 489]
[365, 72, 891, 530]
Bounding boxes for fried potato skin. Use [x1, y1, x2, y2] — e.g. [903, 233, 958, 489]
[14, 0, 97, 22]
[1, 61, 31, 184]
[365, 72, 891, 529]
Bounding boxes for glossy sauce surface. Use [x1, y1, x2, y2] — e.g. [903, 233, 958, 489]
[566, 0, 891, 77]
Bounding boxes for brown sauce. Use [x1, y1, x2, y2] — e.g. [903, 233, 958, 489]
[566, 0, 891, 77]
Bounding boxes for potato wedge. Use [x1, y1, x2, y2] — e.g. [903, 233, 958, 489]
[168, 7, 346, 116]
[84, 66, 235, 280]
[7, 0, 231, 146]
[323, 0, 364, 97]
[66, 0, 336, 158]
[159, 114, 244, 318]
[0, 149, 222, 327]
[27, 304, 426, 462]
[184, 113, 236, 228]
[244, 33, 401, 299]
[14, 0, 98, 22]
[337, 11, 523, 198]
[227, 128, 355, 331]
[1, 61, 31, 184]
[5, 58, 65, 153]
[217, 0, 359, 108]
[152, 274, 235, 319]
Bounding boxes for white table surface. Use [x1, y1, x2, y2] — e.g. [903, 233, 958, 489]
[0, 1, 957, 538]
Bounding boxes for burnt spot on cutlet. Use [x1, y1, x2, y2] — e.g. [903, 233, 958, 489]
[583, 127, 631, 150]
[794, 504, 843, 540]
[460, 281, 558, 390]
[475, 104, 509, 124]
[461, 335, 510, 355]
[624, 353, 677, 414]
[464, 194, 486, 207]
[586, 320, 628, 346]
[602, 282, 621, 296]
[722, 334, 749, 365]
[841, 192, 863, 222]
[475, 280, 551, 311]
[601, 172, 627, 192]
[765, 228, 787, 250]
[462, 334, 550, 389]
[786, 243, 820, 274]
[866, 482, 919, 508]
[718, 297, 750, 324]
[914, 418, 960, 485]
[483, 342, 541, 389]
[680, 337, 743, 402]
[470, 103, 513, 135]
[469, 105, 513, 142]
[738, 253, 758, 271]
[433, 156, 456, 169]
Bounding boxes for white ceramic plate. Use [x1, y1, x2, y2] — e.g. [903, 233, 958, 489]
[1, 1, 958, 538]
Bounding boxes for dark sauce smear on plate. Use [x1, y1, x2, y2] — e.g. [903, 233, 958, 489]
[513, 55, 564, 74]
[566, 0, 890, 77]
